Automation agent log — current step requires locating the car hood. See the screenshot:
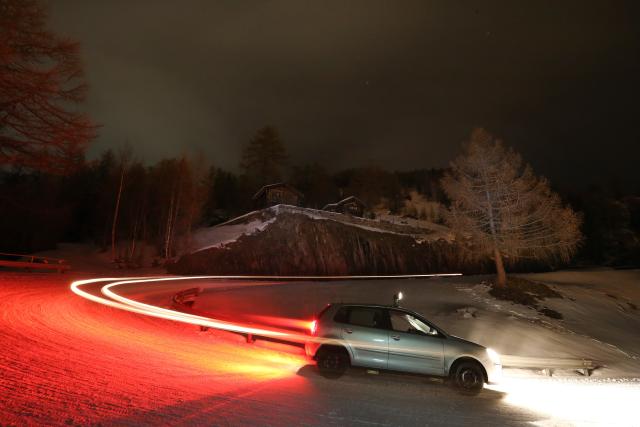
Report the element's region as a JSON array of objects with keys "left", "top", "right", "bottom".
[{"left": 446, "top": 335, "right": 485, "bottom": 351}]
